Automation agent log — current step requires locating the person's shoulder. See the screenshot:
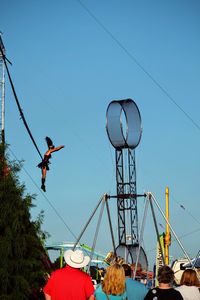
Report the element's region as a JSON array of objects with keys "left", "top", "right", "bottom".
[
  {"left": 47, "top": 268, "right": 64, "bottom": 280},
  {"left": 146, "top": 287, "right": 159, "bottom": 295},
  {"left": 126, "top": 278, "right": 141, "bottom": 284},
  {"left": 95, "top": 284, "right": 102, "bottom": 291},
  {"left": 126, "top": 279, "right": 148, "bottom": 289},
  {"left": 94, "top": 284, "right": 103, "bottom": 295},
  {"left": 149, "top": 287, "right": 159, "bottom": 293},
  {"left": 175, "top": 285, "right": 187, "bottom": 292},
  {"left": 75, "top": 268, "right": 92, "bottom": 279},
  {"left": 184, "top": 285, "right": 200, "bottom": 293},
  {"left": 121, "top": 290, "right": 127, "bottom": 299},
  {"left": 52, "top": 267, "right": 67, "bottom": 275},
  {"left": 173, "top": 288, "right": 183, "bottom": 293},
  {"left": 190, "top": 285, "right": 200, "bottom": 290},
  {"left": 79, "top": 269, "right": 90, "bottom": 275},
  {"left": 170, "top": 288, "right": 184, "bottom": 299},
  {"left": 144, "top": 287, "right": 159, "bottom": 299}
]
